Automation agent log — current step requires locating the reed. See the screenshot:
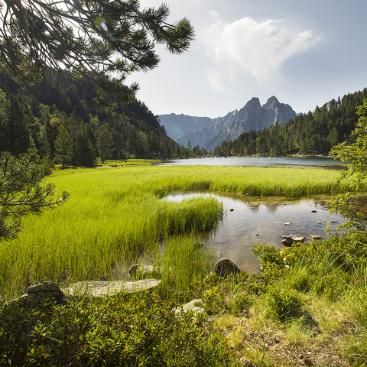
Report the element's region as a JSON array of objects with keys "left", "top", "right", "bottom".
[{"left": 0, "top": 165, "right": 362, "bottom": 300}]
